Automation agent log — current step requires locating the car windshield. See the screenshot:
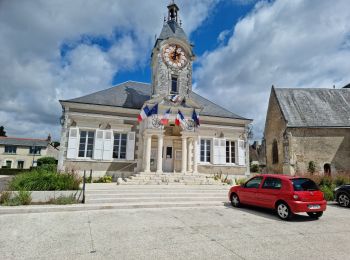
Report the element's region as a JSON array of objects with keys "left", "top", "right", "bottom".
[{"left": 291, "top": 178, "right": 319, "bottom": 191}]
